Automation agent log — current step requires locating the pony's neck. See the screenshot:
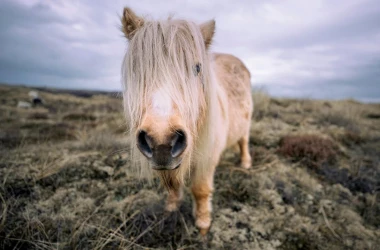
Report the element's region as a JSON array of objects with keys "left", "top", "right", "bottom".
[{"left": 192, "top": 54, "right": 227, "bottom": 168}]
